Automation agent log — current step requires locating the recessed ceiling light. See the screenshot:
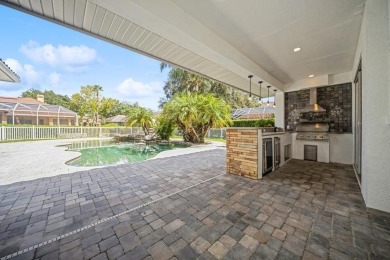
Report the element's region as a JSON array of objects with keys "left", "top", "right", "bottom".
[
  {"left": 308, "top": 75, "right": 314, "bottom": 78},
  {"left": 293, "top": 47, "right": 301, "bottom": 52}
]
